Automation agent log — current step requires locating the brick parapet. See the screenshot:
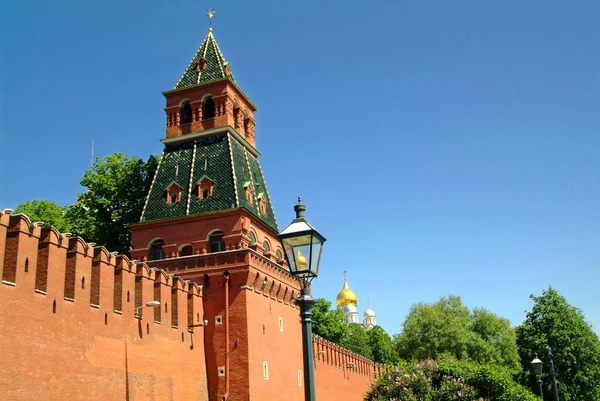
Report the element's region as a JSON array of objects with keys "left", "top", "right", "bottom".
[
  {"left": 0, "top": 212, "right": 204, "bottom": 335},
  {"left": 0, "top": 212, "right": 208, "bottom": 400}
]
